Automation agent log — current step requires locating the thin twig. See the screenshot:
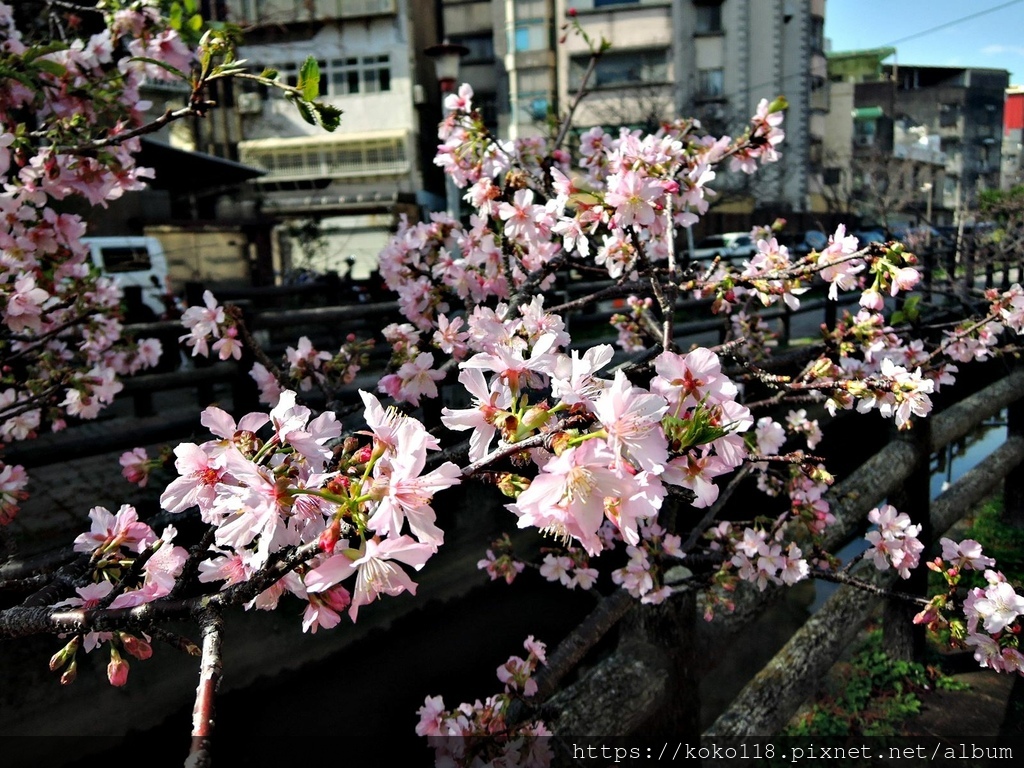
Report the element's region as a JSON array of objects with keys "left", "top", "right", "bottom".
[
  {"left": 682, "top": 465, "right": 752, "bottom": 554},
  {"left": 812, "top": 569, "right": 929, "bottom": 605}
]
